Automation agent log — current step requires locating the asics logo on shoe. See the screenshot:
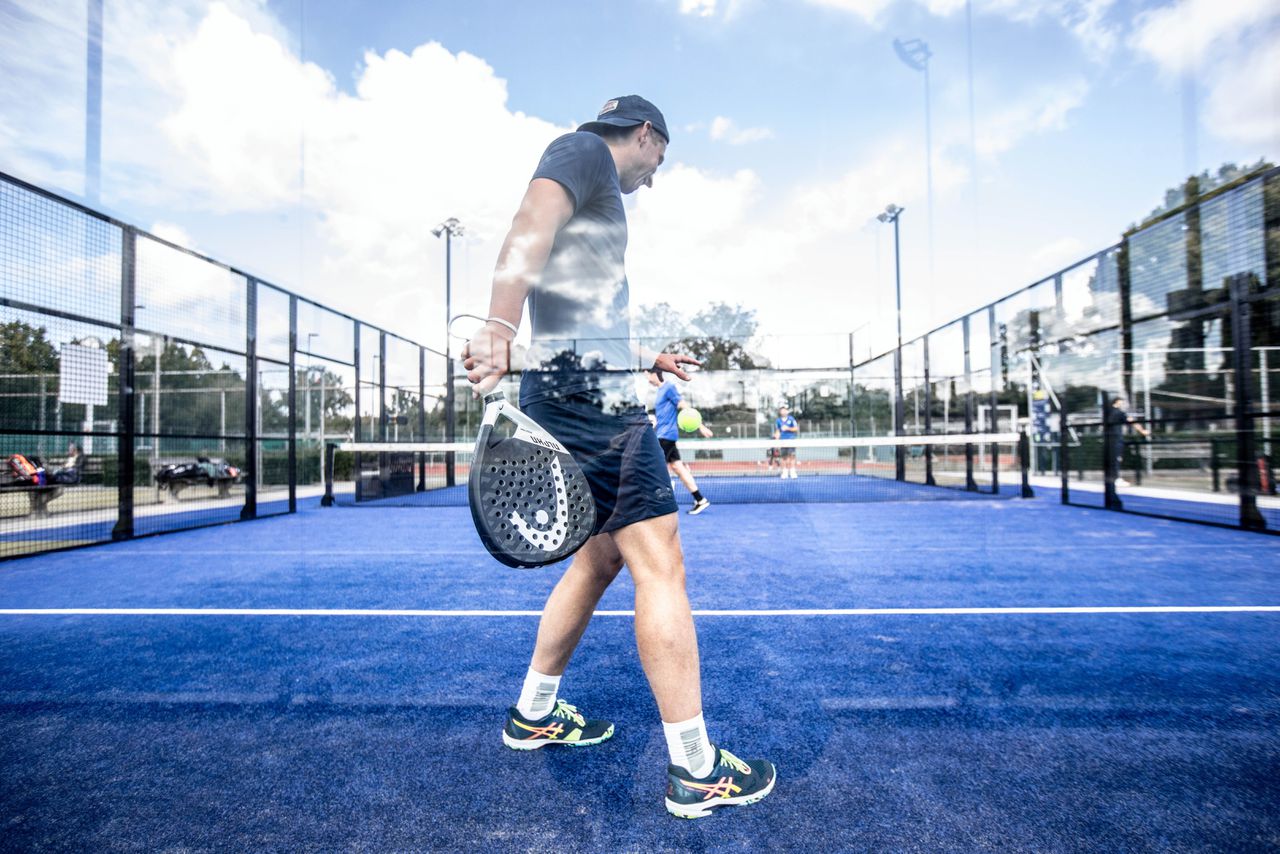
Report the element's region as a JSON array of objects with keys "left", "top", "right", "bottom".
[
  {"left": 512, "top": 719, "right": 566, "bottom": 740},
  {"left": 681, "top": 777, "right": 744, "bottom": 801}
]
